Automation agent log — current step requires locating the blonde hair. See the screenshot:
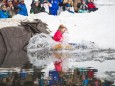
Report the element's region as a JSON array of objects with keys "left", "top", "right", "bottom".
[{"left": 58, "top": 24, "right": 67, "bottom": 31}]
